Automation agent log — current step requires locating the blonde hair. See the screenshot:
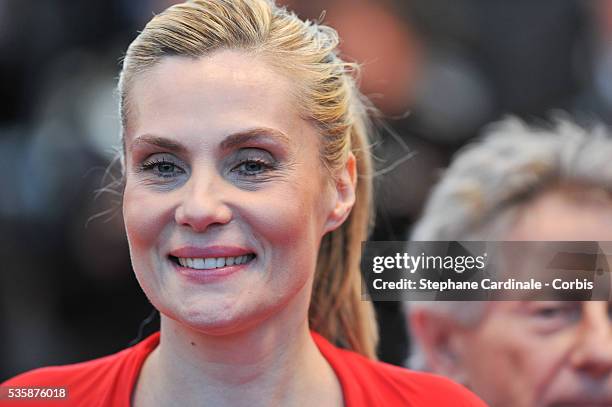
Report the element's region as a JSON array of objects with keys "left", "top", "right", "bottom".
[{"left": 118, "top": 0, "right": 377, "bottom": 358}]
